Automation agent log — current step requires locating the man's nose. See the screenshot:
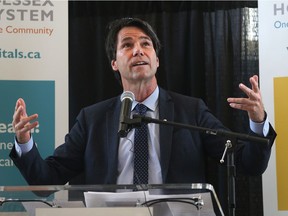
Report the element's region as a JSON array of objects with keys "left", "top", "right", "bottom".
[{"left": 133, "top": 45, "right": 144, "bottom": 56}]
